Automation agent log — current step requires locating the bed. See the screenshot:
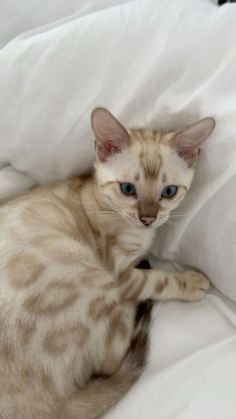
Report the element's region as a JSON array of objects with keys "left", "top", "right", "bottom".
[{"left": 0, "top": 1, "right": 236, "bottom": 418}]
